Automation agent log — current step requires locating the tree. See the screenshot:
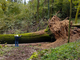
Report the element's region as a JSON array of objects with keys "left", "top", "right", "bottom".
[
  {"left": 75, "top": 3, "right": 80, "bottom": 24},
  {"left": 48, "top": 0, "right": 50, "bottom": 19},
  {"left": 68, "top": 0, "right": 72, "bottom": 43},
  {"left": 37, "top": 0, "right": 39, "bottom": 21}
]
